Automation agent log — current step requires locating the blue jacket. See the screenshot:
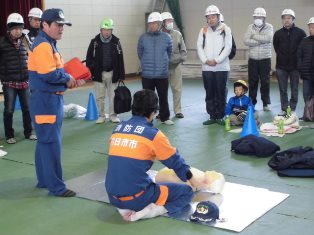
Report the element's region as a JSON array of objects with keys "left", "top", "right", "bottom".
[
  {"left": 105, "top": 116, "right": 190, "bottom": 197},
  {"left": 137, "top": 31, "right": 172, "bottom": 79},
  {"left": 225, "top": 95, "right": 254, "bottom": 116}
]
